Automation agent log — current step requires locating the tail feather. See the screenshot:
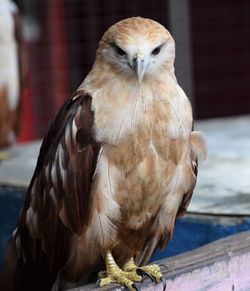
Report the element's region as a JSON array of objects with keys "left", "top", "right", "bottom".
[{"left": 0, "top": 239, "right": 18, "bottom": 291}]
